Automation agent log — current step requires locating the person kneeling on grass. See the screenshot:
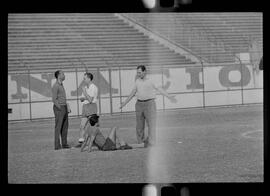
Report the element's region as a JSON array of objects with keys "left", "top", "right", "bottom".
[{"left": 81, "top": 114, "right": 132, "bottom": 152}]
